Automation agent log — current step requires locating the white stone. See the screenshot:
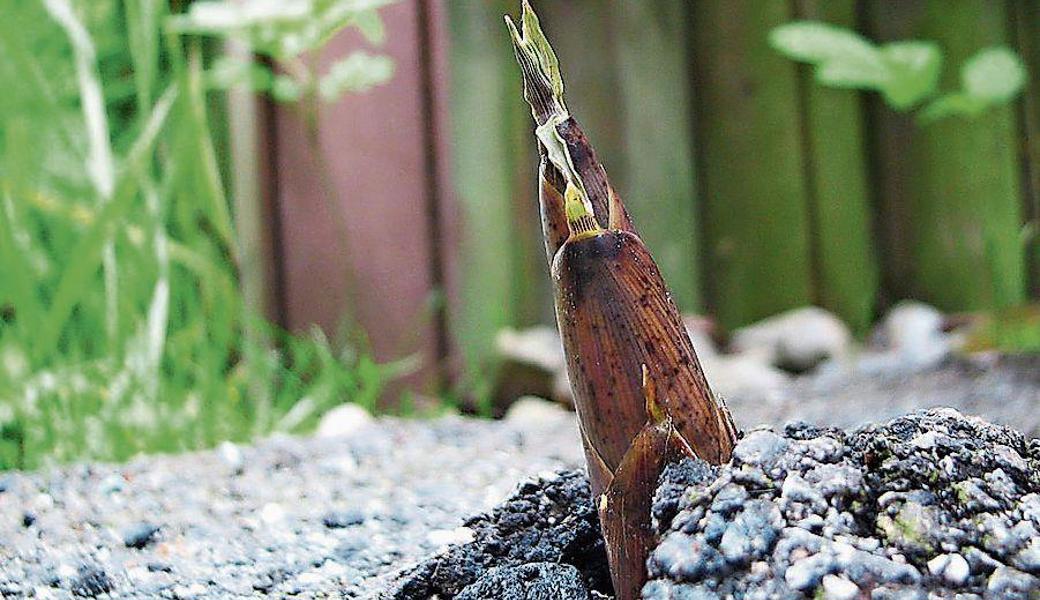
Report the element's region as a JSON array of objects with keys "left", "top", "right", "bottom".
[
  {"left": 495, "top": 326, "right": 565, "bottom": 372},
  {"left": 730, "top": 306, "right": 852, "bottom": 372},
  {"left": 504, "top": 396, "right": 568, "bottom": 425},
  {"left": 944, "top": 554, "right": 970, "bottom": 586},
  {"left": 426, "top": 526, "right": 475, "bottom": 548},
  {"left": 821, "top": 574, "right": 859, "bottom": 600},
  {"left": 173, "top": 583, "right": 207, "bottom": 599},
  {"left": 910, "top": 431, "right": 940, "bottom": 450},
  {"left": 217, "top": 441, "right": 244, "bottom": 473},
  {"left": 784, "top": 558, "right": 816, "bottom": 590},
  {"left": 260, "top": 502, "right": 286, "bottom": 524},
  {"left": 928, "top": 553, "right": 969, "bottom": 586},
  {"left": 700, "top": 353, "right": 790, "bottom": 398},
  {"left": 317, "top": 403, "right": 374, "bottom": 438},
  {"left": 881, "top": 301, "right": 950, "bottom": 368},
  {"left": 33, "top": 493, "right": 55, "bottom": 511}
]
